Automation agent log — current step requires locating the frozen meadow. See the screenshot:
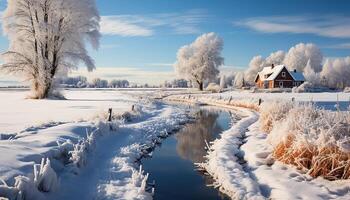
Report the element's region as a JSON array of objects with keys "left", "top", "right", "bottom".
[{"left": 0, "top": 88, "right": 350, "bottom": 199}]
